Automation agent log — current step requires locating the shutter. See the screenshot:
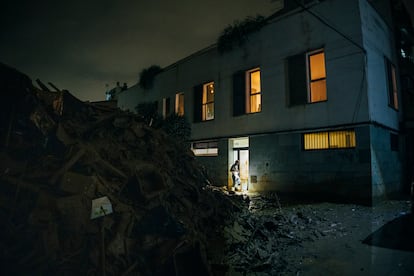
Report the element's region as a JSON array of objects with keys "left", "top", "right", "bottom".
[
  {"left": 233, "top": 70, "right": 246, "bottom": 116},
  {"left": 166, "top": 97, "right": 171, "bottom": 115},
  {"left": 385, "top": 59, "right": 394, "bottom": 105},
  {"left": 287, "top": 53, "right": 307, "bottom": 106},
  {"left": 193, "top": 84, "right": 203, "bottom": 122}
]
